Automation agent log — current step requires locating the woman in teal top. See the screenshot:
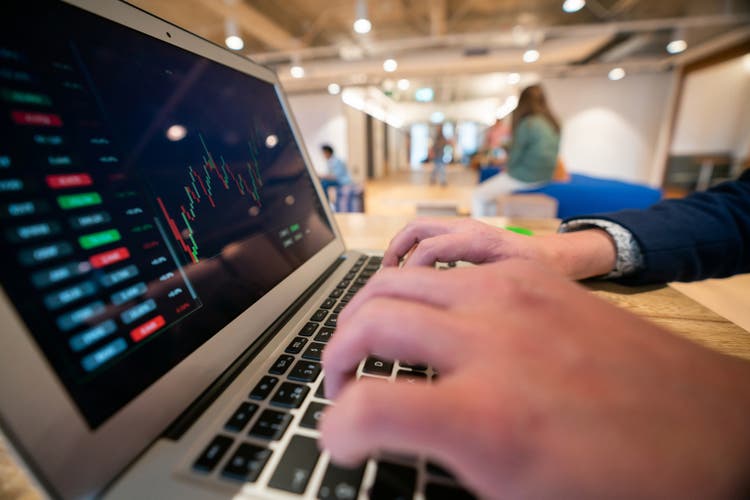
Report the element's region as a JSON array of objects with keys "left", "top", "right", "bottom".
[{"left": 472, "top": 85, "right": 561, "bottom": 216}]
